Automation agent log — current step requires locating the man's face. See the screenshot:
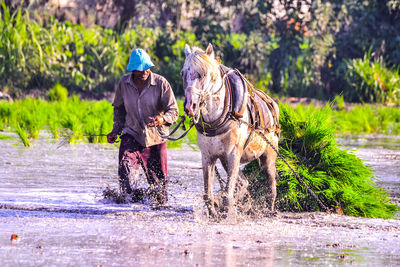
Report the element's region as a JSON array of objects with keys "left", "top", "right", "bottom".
[{"left": 132, "top": 69, "right": 151, "bottom": 81}]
